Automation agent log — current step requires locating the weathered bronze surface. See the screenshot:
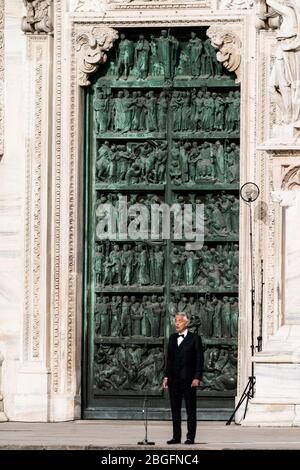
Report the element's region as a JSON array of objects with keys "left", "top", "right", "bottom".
[{"left": 83, "top": 27, "right": 240, "bottom": 418}]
